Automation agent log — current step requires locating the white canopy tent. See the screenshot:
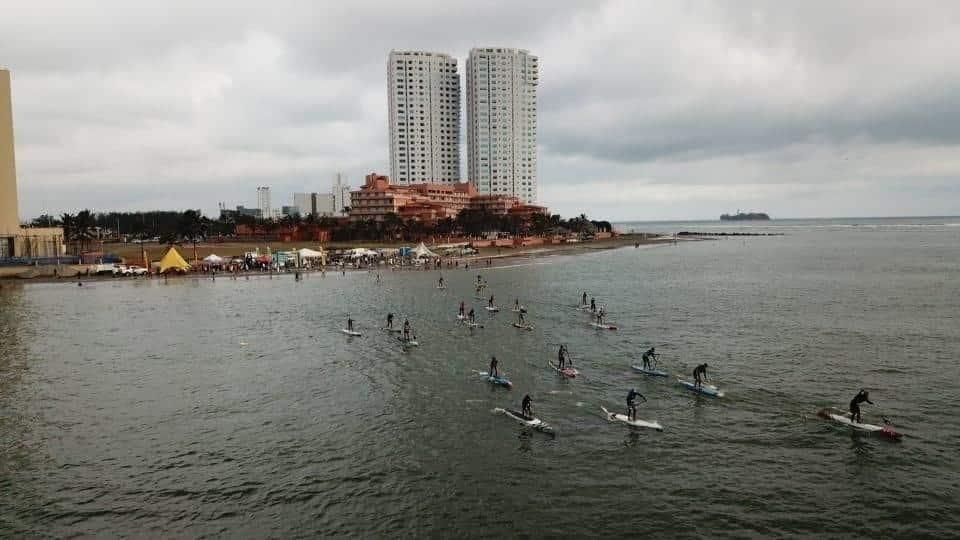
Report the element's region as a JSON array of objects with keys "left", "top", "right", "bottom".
[
  {"left": 412, "top": 242, "right": 438, "bottom": 258},
  {"left": 348, "top": 248, "right": 379, "bottom": 259},
  {"left": 297, "top": 248, "right": 325, "bottom": 258},
  {"left": 203, "top": 254, "right": 224, "bottom": 264}
]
